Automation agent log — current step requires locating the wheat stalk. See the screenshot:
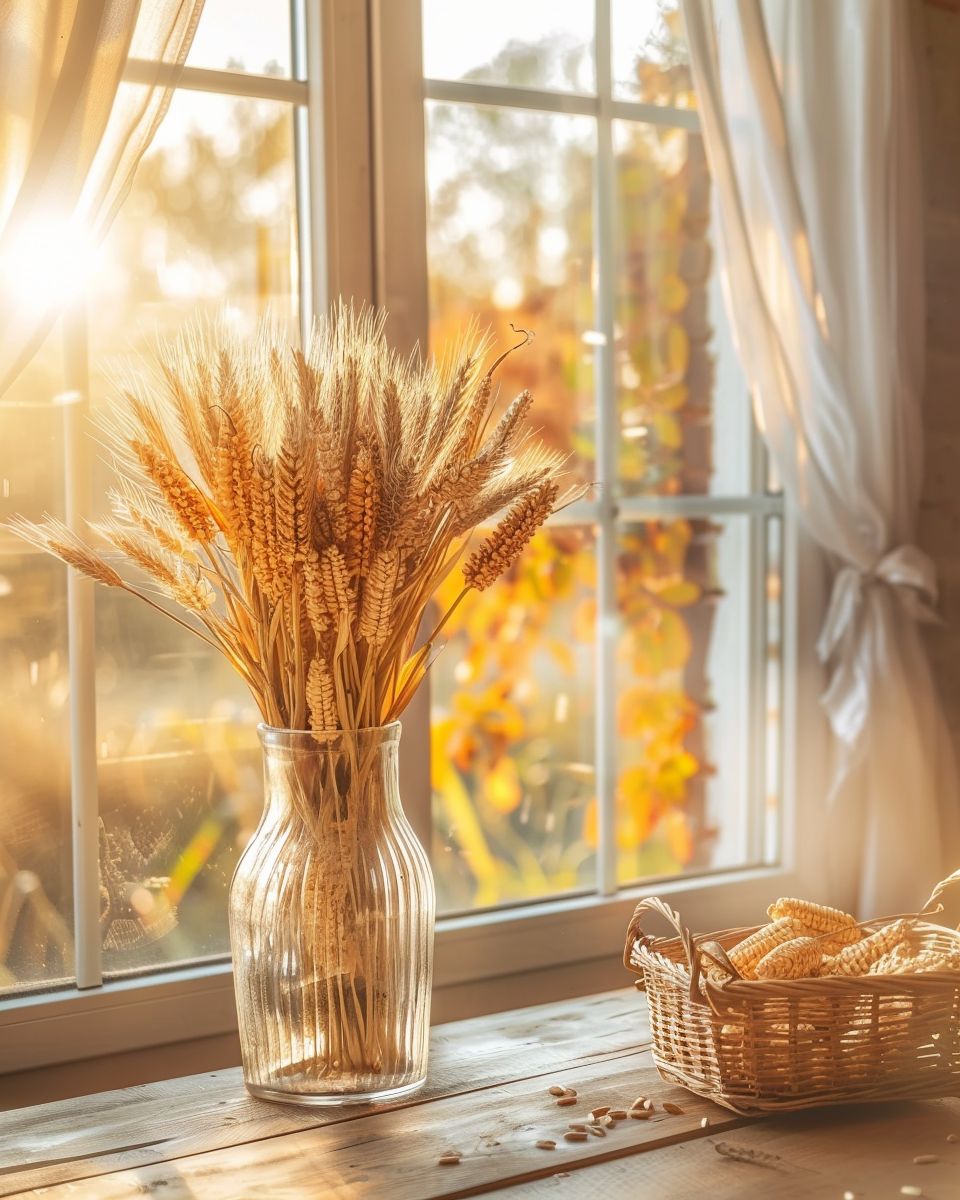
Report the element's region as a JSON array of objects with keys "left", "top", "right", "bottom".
[
  {"left": 9, "top": 516, "right": 124, "bottom": 589},
  {"left": 5, "top": 305, "right": 569, "bottom": 732}
]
